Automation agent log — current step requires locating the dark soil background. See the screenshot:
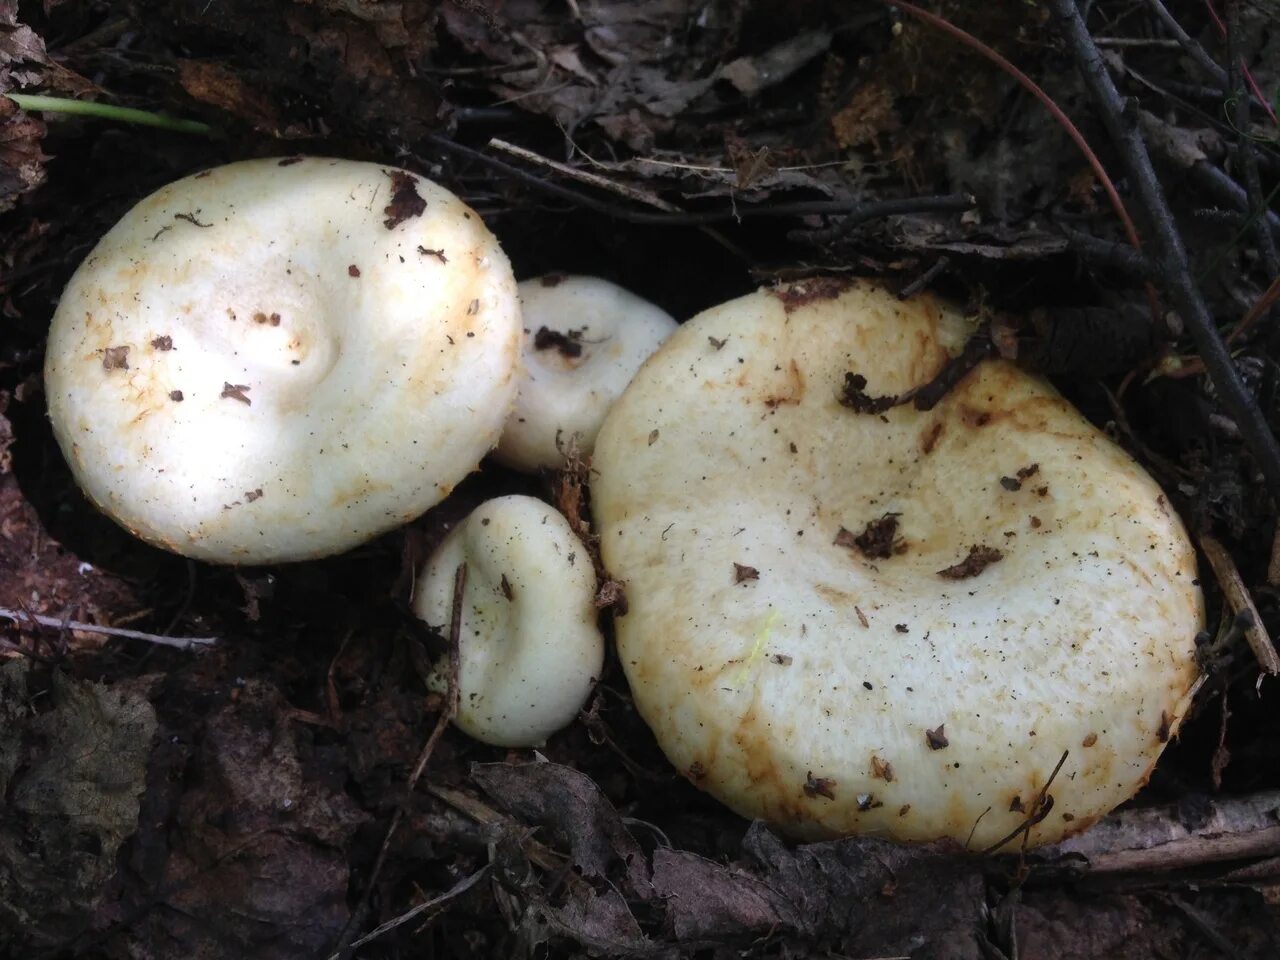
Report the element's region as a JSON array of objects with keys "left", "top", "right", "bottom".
[{"left": 2, "top": 1, "right": 1280, "bottom": 957}]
